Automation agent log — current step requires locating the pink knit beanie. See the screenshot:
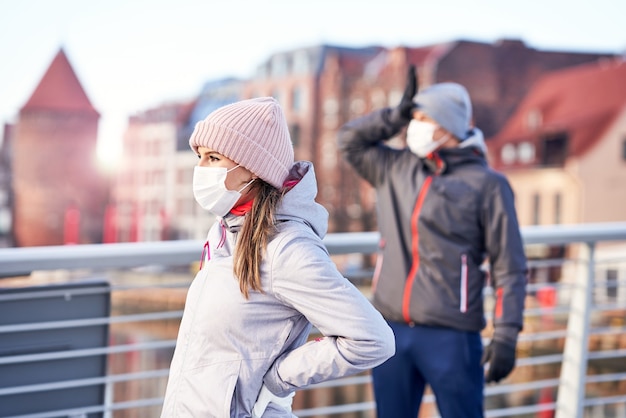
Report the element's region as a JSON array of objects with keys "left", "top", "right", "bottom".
[{"left": 189, "top": 97, "right": 294, "bottom": 189}]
